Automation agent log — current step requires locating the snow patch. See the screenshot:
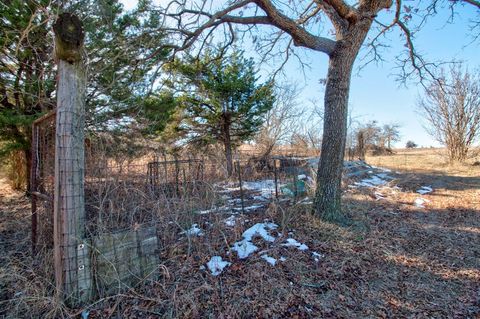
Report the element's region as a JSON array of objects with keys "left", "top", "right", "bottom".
[
  {"left": 242, "top": 180, "right": 277, "bottom": 198},
  {"left": 224, "top": 215, "right": 236, "bottom": 227},
  {"left": 282, "top": 238, "right": 309, "bottom": 251},
  {"left": 417, "top": 186, "right": 433, "bottom": 195},
  {"left": 299, "top": 197, "right": 313, "bottom": 205},
  {"left": 261, "top": 254, "right": 277, "bottom": 266},
  {"left": 414, "top": 197, "right": 429, "bottom": 208},
  {"left": 207, "top": 256, "right": 231, "bottom": 276},
  {"left": 232, "top": 240, "right": 258, "bottom": 259},
  {"left": 371, "top": 165, "right": 392, "bottom": 172},
  {"left": 227, "top": 198, "right": 242, "bottom": 205},
  {"left": 354, "top": 174, "right": 389, "bottom": 187},
  {"left": 312, "top": 251, "right": 324, "bottom": 262},
  {"left": 233, "top": 204, "right": 264, "bottom": 212},
  {"left": 197, "top": 205, "right": 231, "bottom": 214},
  {"left": 243, "top": 223, "right": 278, "bottom": 242},
  {"left": 374, "top": 191, "right": 385, "bottom": 201},
  {"left": 231, "top": 222, "right": 278, "bottom": 259},
  {"left": 181, "top": 224, "right": 203, "bottom": 236}
]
